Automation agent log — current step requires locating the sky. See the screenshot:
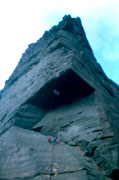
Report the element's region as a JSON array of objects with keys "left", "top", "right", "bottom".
[{"left": 0, "top": 0, "right": 119, "bottom": 90}]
